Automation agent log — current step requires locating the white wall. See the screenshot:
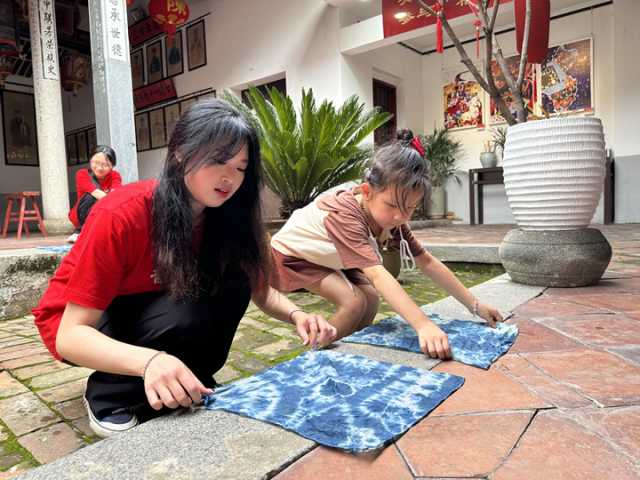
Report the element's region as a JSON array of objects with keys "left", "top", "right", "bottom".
[{"left": 420, "top": 4, "right": 639, "bottom": 224}]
